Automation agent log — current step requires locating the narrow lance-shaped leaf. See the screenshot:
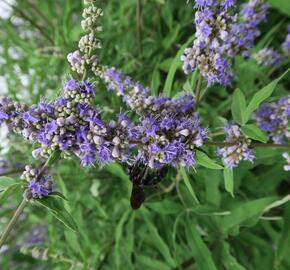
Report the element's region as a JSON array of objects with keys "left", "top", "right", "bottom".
[
  {"left": 185, "top": 217, "right": 218, "bottom": 270},
  {"left": 223, "top": 168, "right": 234, "bottom": 197},
  {"left": 241, "top": 124, "right": 268, "bottom": 143},
  {"left": 35, "top": 196, "right": 78, "bottom": 232},
  {"left": 221, "top": 196, "right": 277, "bottom": 233},
  {"left": 196, "top": 150, "right": 223, "bottom": 170},
  {"left": 180, "top": 167, "right": 200, "bottom": 204},
  {"left": 244, "top": 68, "right": 290, "bottom": 122},
  {"left": 232, "top": 88, "right": 247, "bottom": 125},
  {"left": 164, "top": 34, "right": 195, "bottom": 96},
  {"left": 0, "top": 176, "right": 17, "bottom": 190}
]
